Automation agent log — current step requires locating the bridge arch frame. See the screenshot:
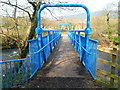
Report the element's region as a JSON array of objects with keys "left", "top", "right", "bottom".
[
  {"left": 35, "top": 4, "right": 97, "bottom": 80},
  {"left": 35, "top": 4, "right": 92, "bottom": 34},
  {"left": 58, "top": 24, "right": 72, "bottom": 31}
]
